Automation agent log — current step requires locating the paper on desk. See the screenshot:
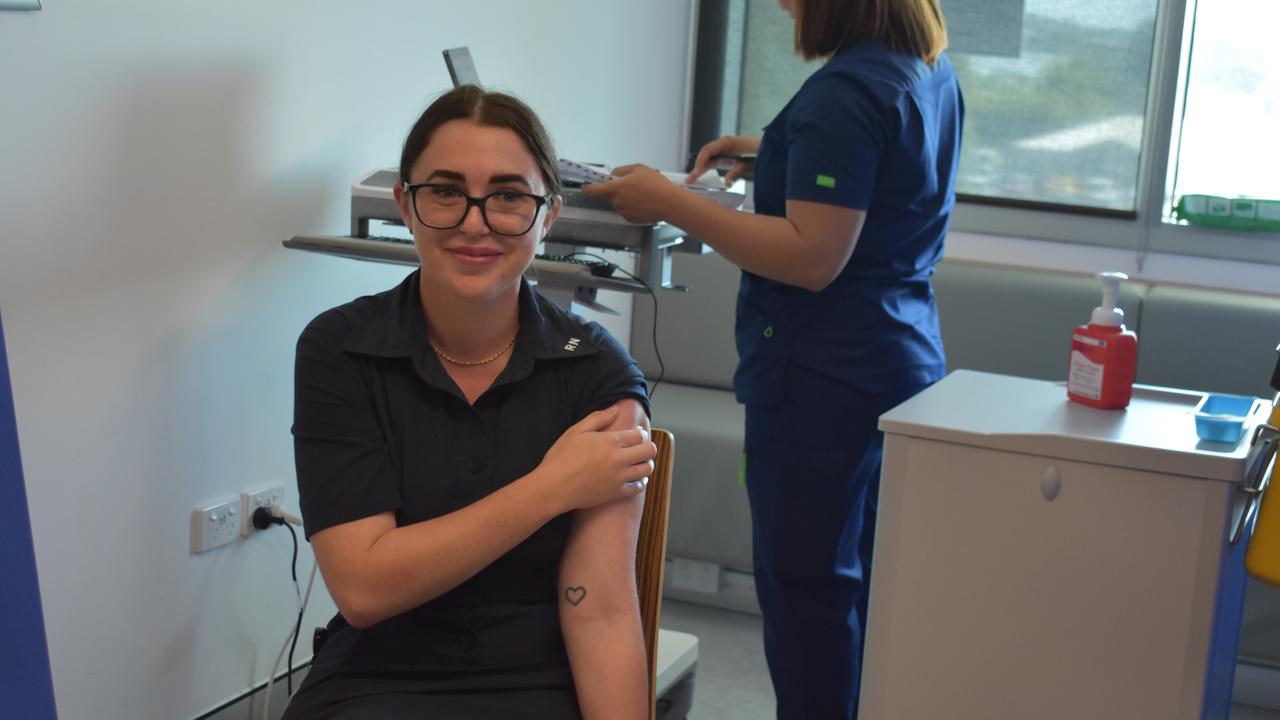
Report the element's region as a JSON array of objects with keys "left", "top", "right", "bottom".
[
  {"left": 661, "top": 168, "right": 723, "bottom": 189},
  {"left": 559, "top": 159, "right": 745, "bottom": 208},
  {"left": 669, "top": 170, "right": 747, "bottom": 207}
]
